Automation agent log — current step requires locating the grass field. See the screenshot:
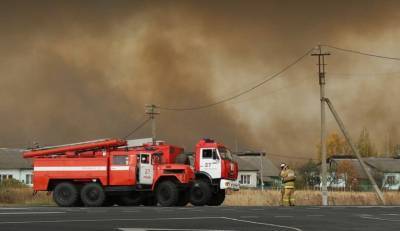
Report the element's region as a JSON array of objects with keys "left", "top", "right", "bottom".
[
  {"left": 224, "top": 189, "right": 400, "bottom": 206},
  {"left": 1, "top": 183, "right": 399, "bottom": 206},
  {"left": 0, "top": 187, "right": 53, "bottom": 206},
  {"left": 0, "top": 180, "right": 53, "bottom": 206}
]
